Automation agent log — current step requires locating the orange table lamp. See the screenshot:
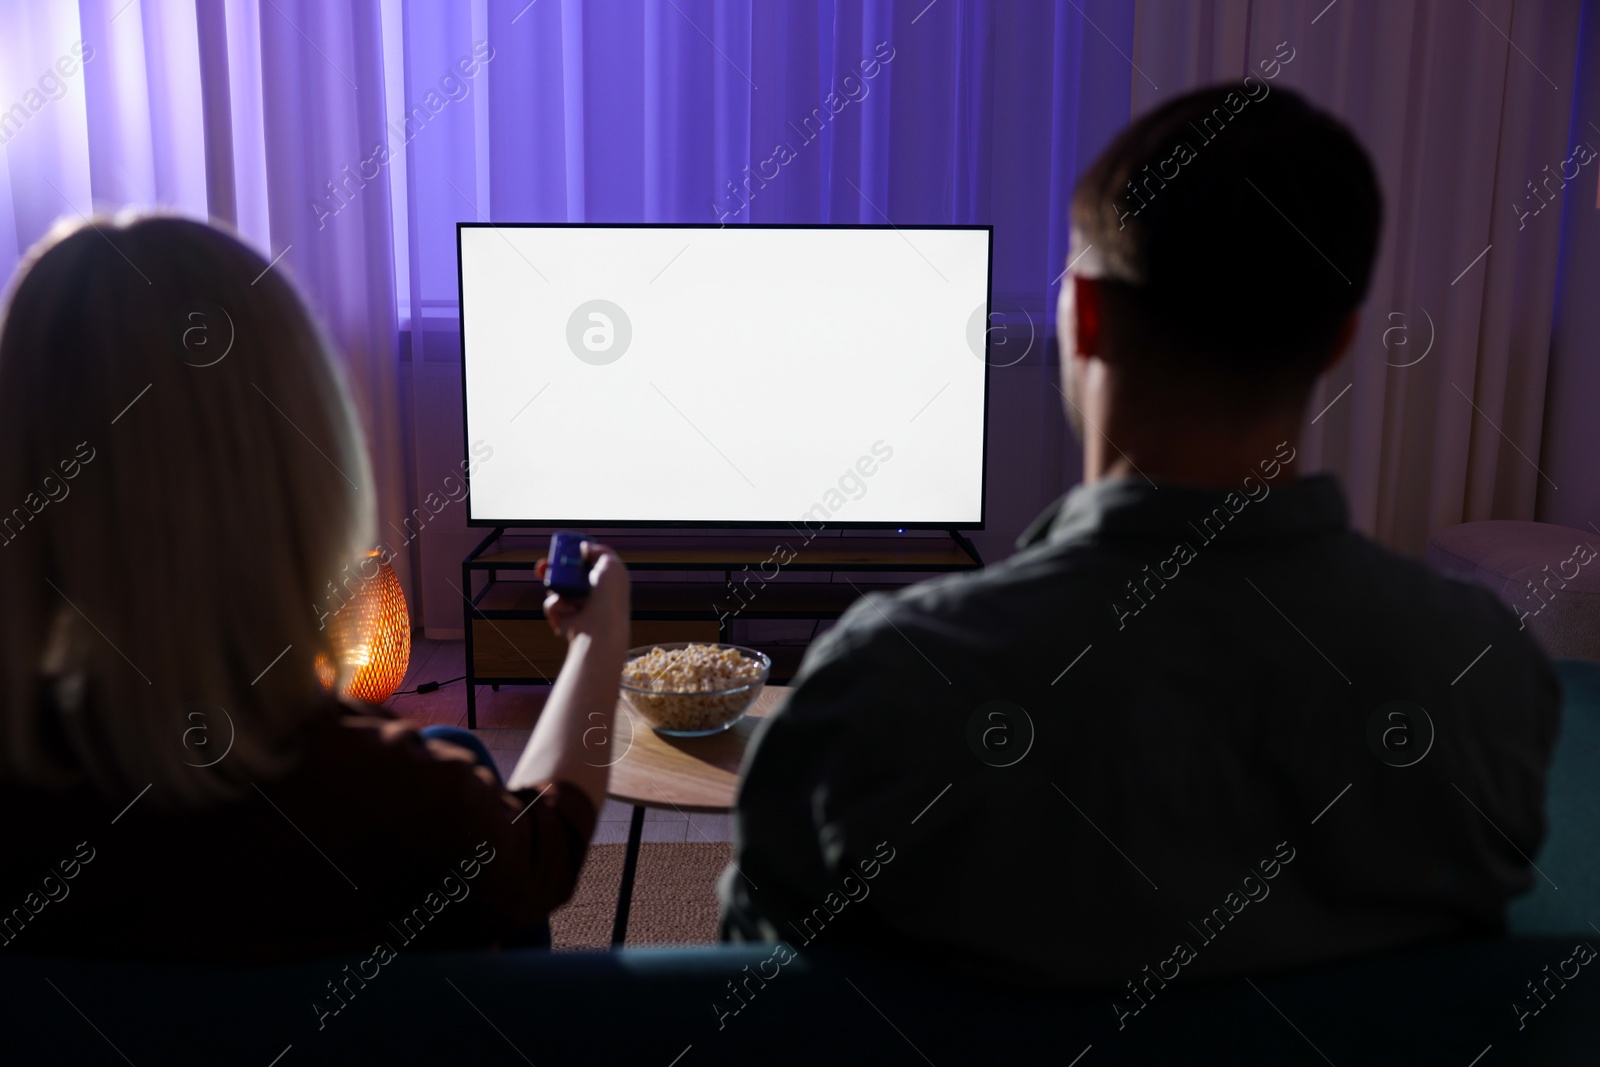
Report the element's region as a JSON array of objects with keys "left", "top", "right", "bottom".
[{"left": 318, "top": 552, "right": 412, "bottom": 704}]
